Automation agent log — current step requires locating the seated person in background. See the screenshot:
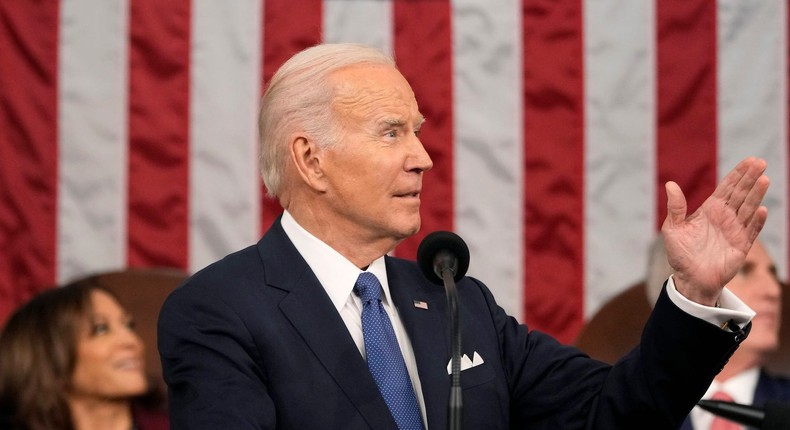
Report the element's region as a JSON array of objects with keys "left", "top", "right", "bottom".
[
  {"left": 0, "top": 277, "right": 169, "bottom": 430},
  {"left": 677, "top": 239, "right": 790, "bottom": 430},
  {"left": 576, "top": 236, "right": 790, "bottom": 430},
  {"left": 574, "top": 236, "right": 674, "bottom": 363}
]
